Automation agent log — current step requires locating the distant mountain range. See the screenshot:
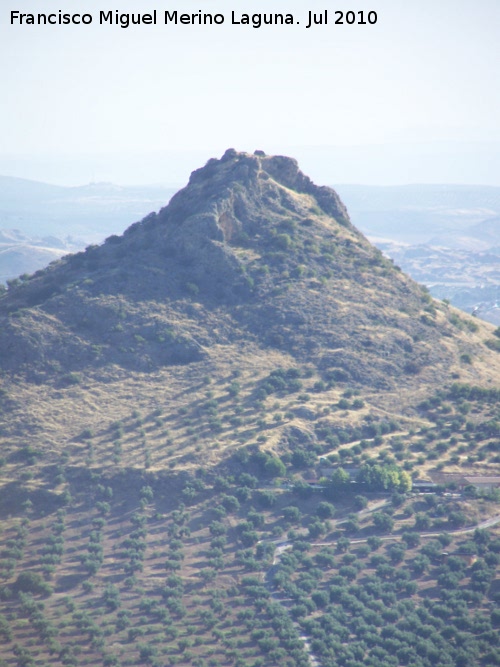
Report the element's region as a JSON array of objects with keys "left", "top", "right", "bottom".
[
  {"left": 334, "top": 183, "right": 500, "bottom": 244},
  {"left": 0, "top": 175, "right": 176, "bottom": 241}
]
